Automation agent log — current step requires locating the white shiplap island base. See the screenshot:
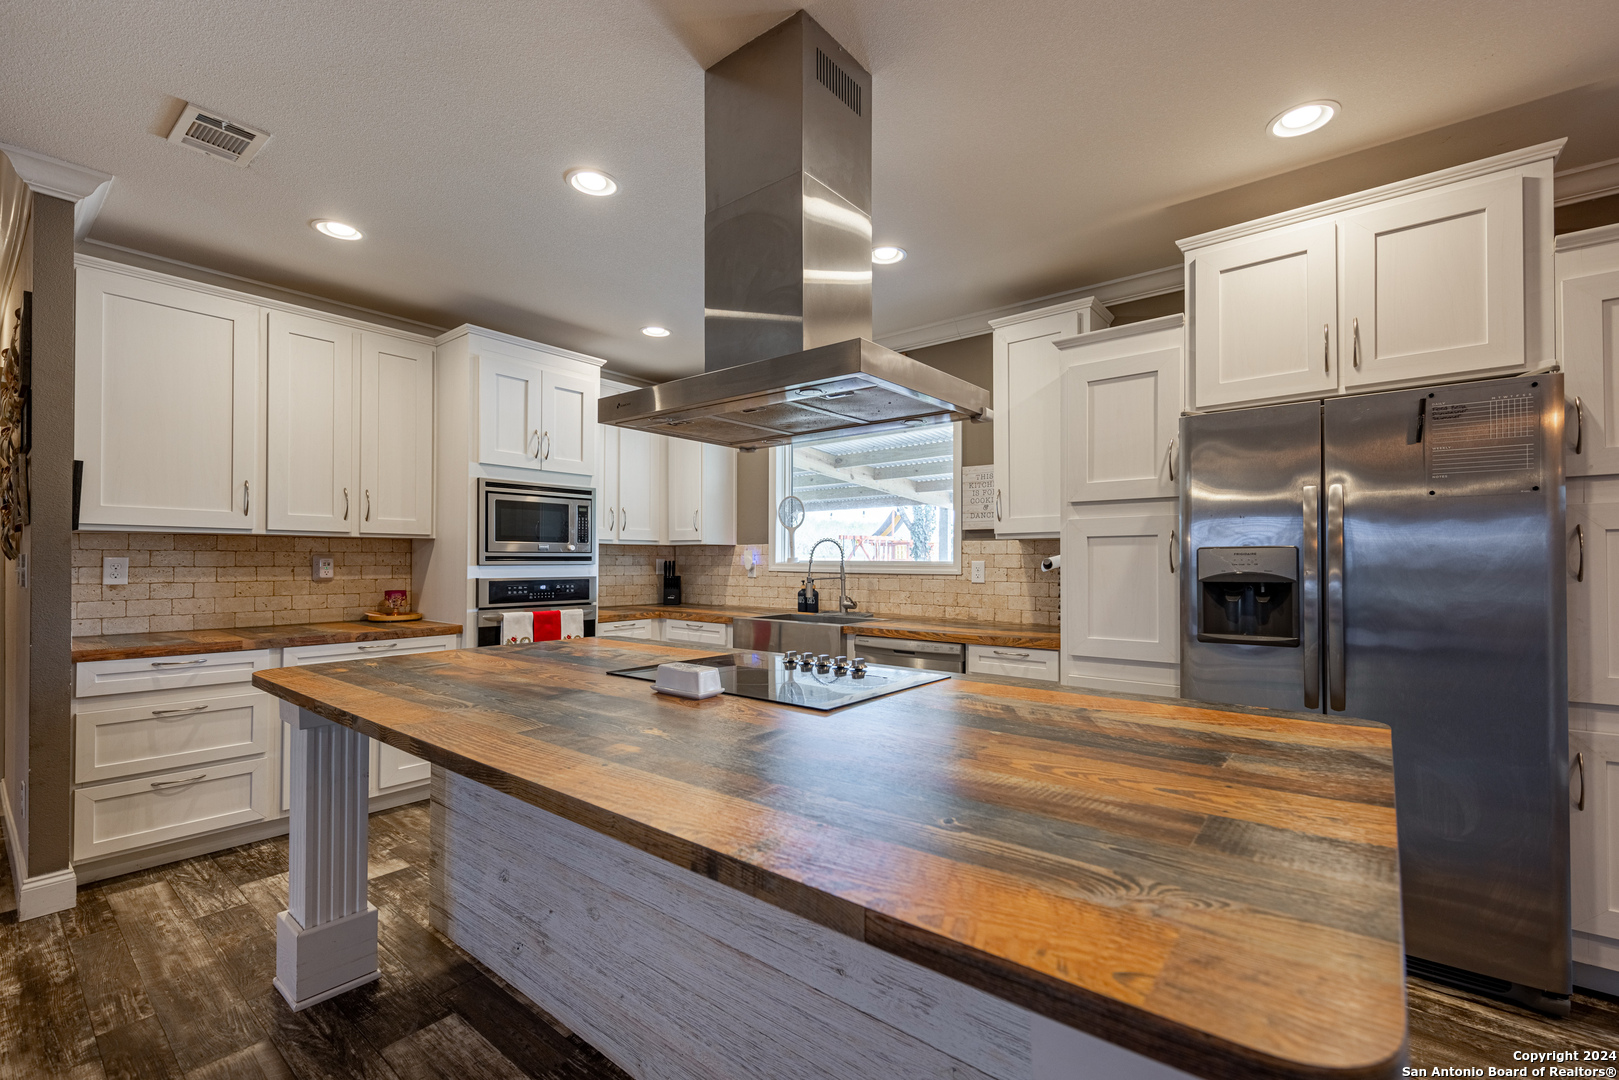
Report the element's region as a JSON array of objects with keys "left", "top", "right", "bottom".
[{"left": 429, "top": 771, "right": 1194, "bottom": 1080}]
